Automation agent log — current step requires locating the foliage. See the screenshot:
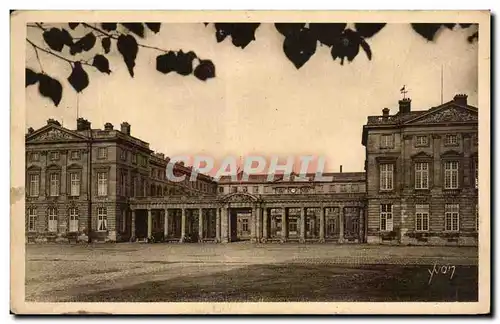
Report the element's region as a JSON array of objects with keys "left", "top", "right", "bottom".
[{"left": 26, "top": 22, "right": 478, "bottom": 107}]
